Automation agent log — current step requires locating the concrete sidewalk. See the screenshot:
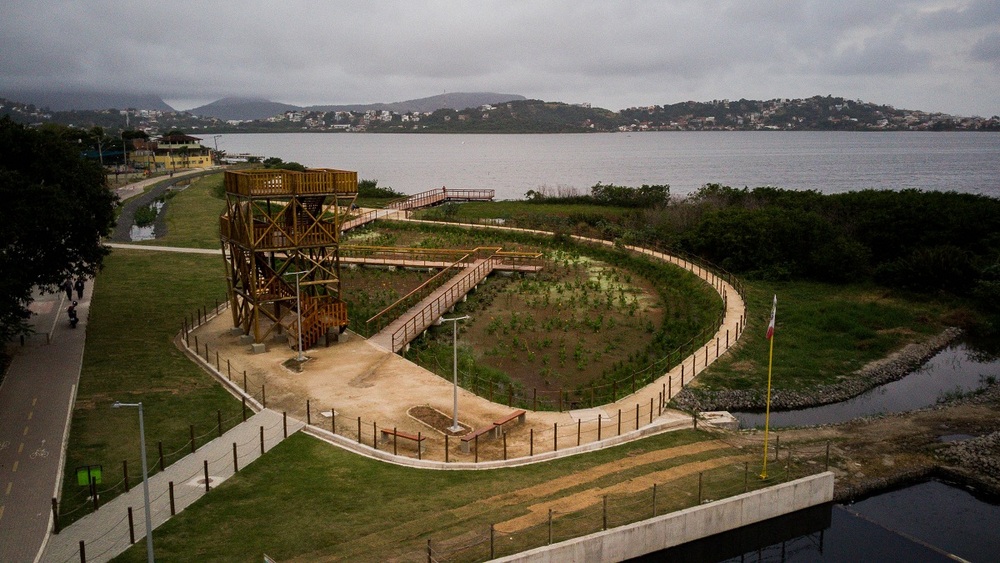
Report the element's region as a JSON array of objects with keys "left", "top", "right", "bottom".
[{"left": 41, "top": 409, "right": 302, "bottom": 563}]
